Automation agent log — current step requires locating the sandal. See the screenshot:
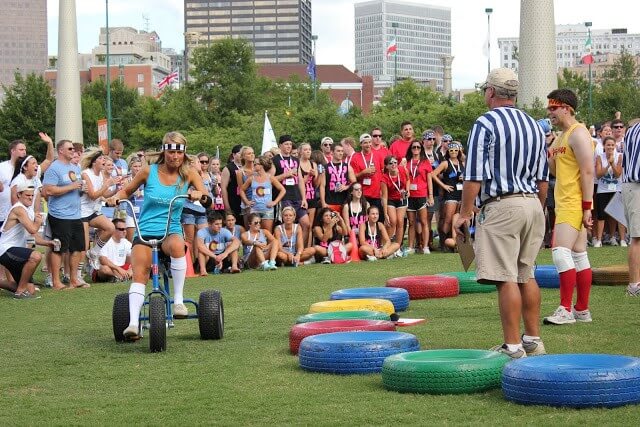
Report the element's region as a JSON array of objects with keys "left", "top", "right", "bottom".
[{"left": 13, "top": 291, "right": 41, "bottom": 300}]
